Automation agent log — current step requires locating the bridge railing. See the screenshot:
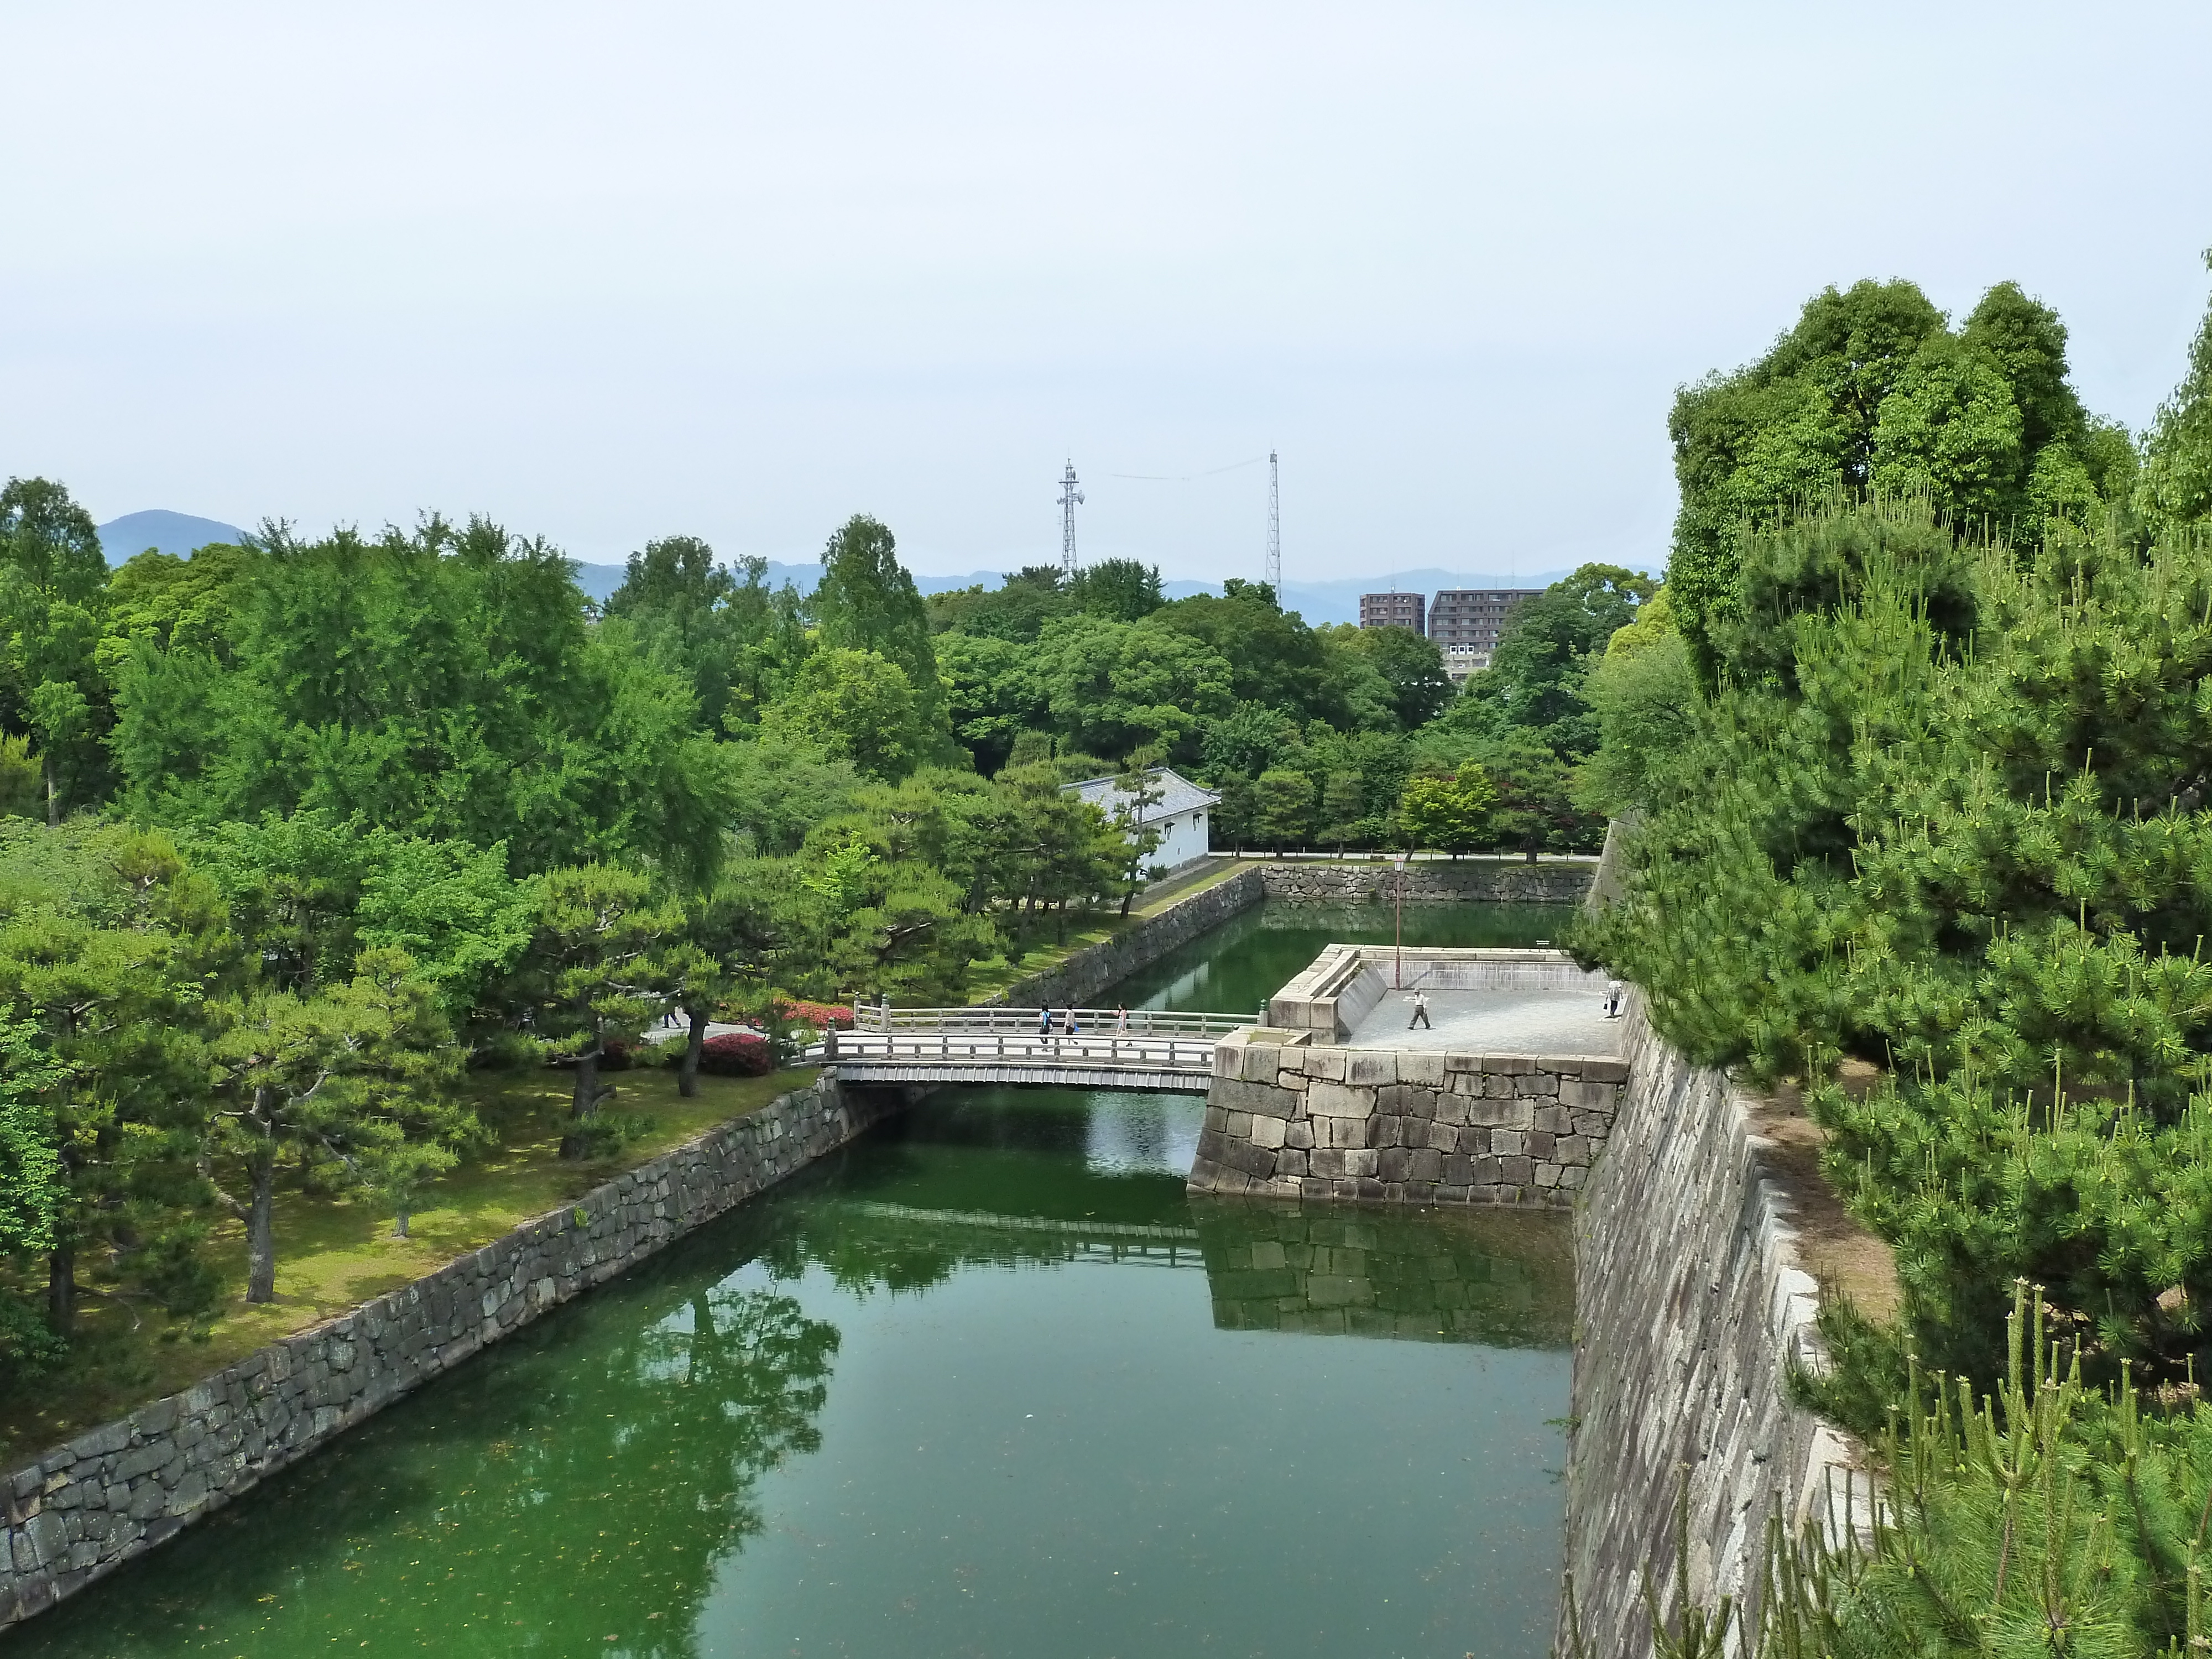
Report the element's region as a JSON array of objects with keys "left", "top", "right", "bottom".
[
  {"left": 828, "top": 1029, "right": 1222, "bottom": 1071},
  {"left": 848, "top": 1005, "right": 1248, "bottom": 1039}
]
